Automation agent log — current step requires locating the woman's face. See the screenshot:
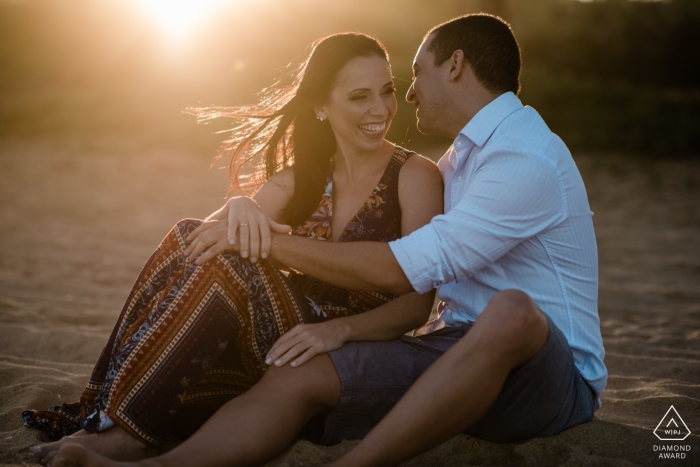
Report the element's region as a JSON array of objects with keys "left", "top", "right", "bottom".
[{"left": 318, "top": 55, "right": 397, "bottom": 155}]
